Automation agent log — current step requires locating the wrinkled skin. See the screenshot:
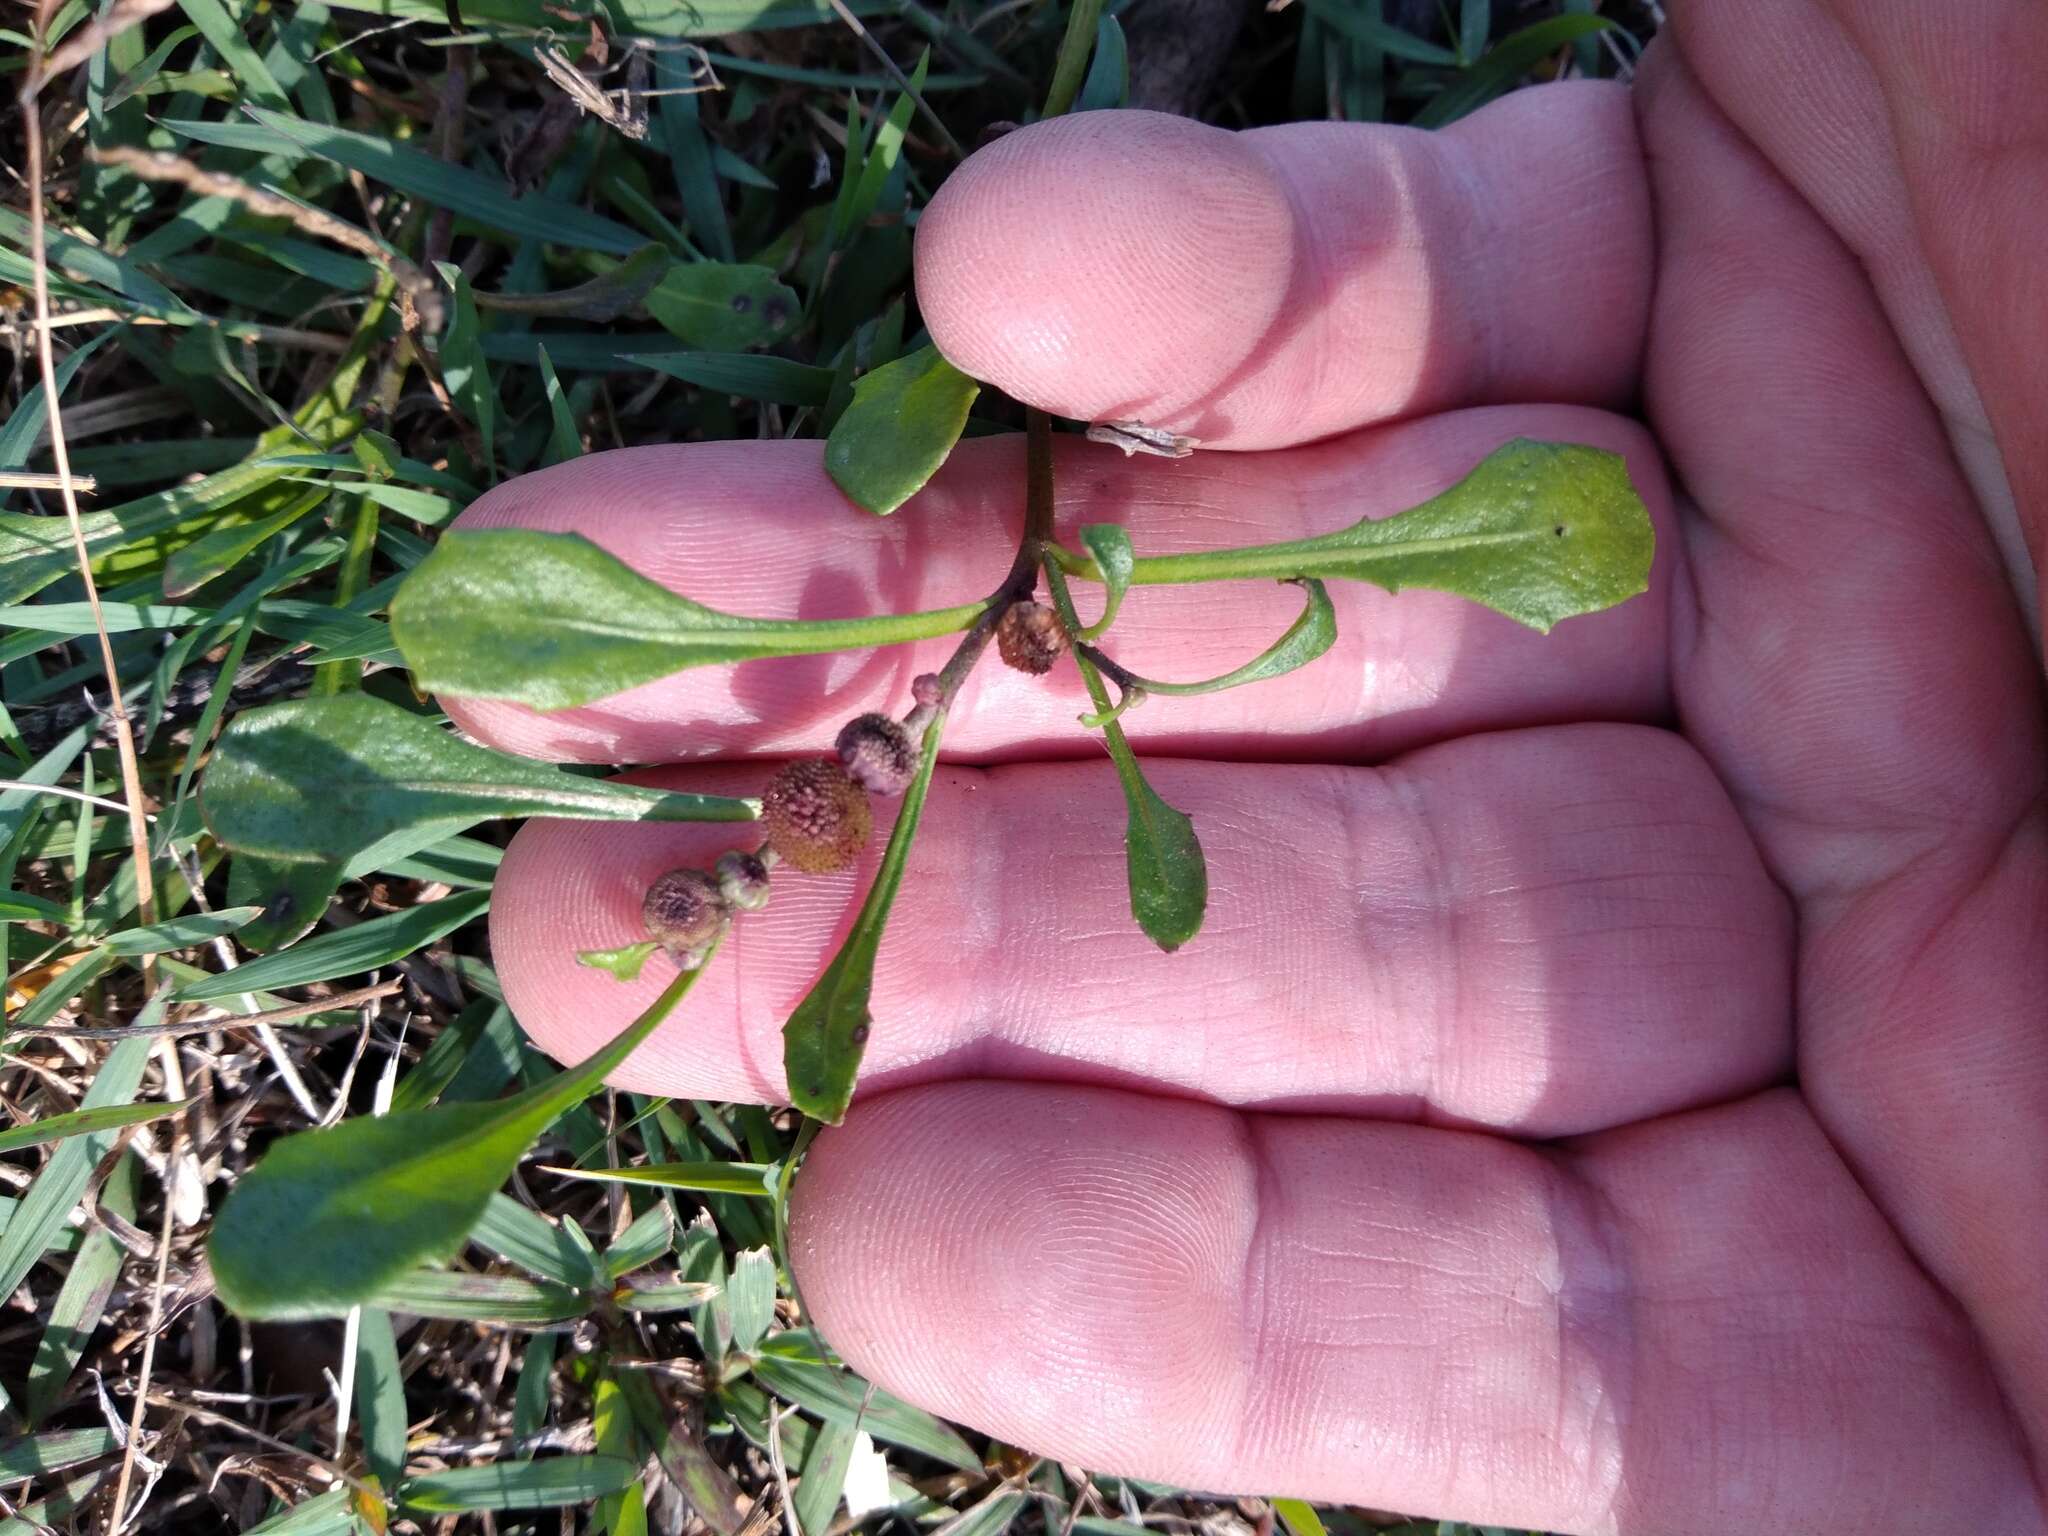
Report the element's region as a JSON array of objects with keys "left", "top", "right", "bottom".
[{"left": 446, "top": 4, "right": 2047, "bottom": 1529}]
